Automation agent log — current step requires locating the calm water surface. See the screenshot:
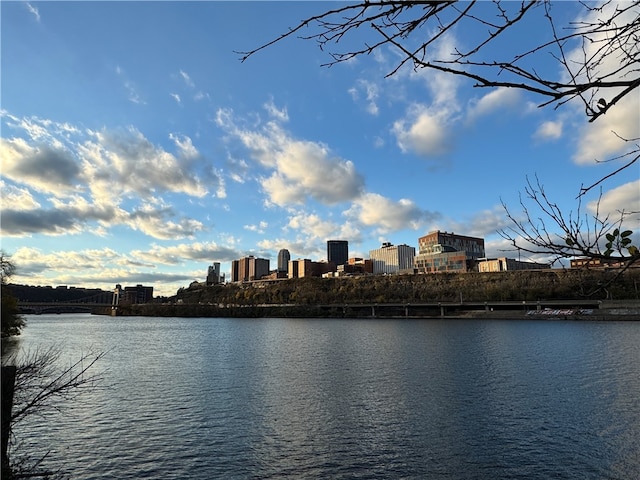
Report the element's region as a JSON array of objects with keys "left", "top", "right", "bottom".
[{"left": 8, "top": 314, "right": 640, "bottom": 479}]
